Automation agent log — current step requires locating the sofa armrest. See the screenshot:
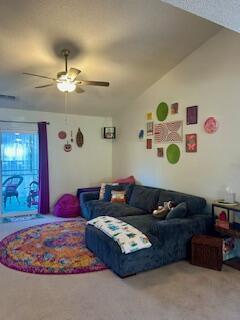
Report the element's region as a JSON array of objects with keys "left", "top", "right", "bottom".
[
  {"left": 80, "top": 191, "right": 100, "bottom": 220},
  {"left": 80, "top": 191, "right": 99, "bottom": 204},
  {"left": 150, "top": 215, "right": 213, "bottom": 245}
]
